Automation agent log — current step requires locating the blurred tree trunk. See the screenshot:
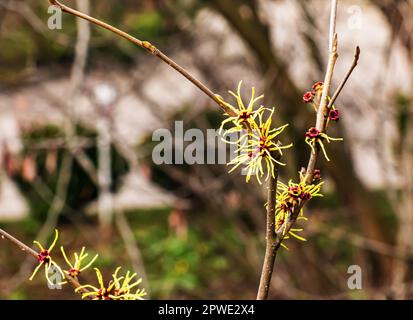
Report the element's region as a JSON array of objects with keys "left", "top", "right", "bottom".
[
  {"left": 372, "top": 0, "right": 413, "bottom": 60},
  {"left": 371, "top": 0, "right": 413, "bottom": 292},
  {"left": 326, "top": 135, "right": 394, "bottom": 287}
]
